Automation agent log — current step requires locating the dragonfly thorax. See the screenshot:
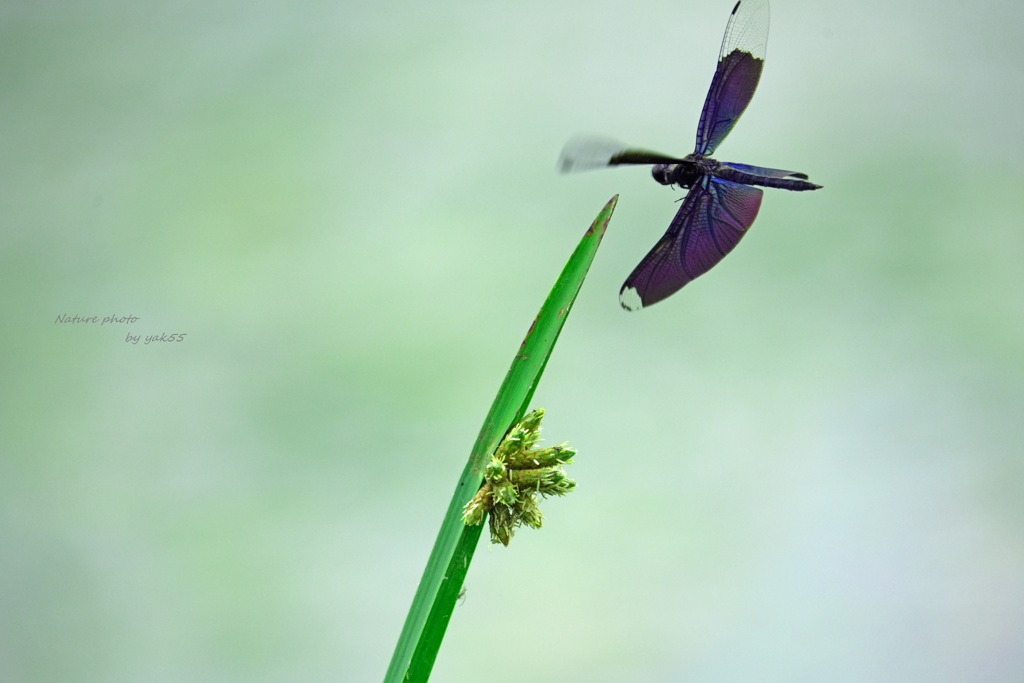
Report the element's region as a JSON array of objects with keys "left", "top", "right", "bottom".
[{"left": 651, "top": 156, "right": 706, "bottom": 188}]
